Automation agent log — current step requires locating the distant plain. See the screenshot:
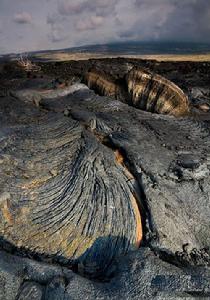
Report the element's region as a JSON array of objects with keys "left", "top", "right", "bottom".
[
  {"left": 30, "top": 42, "right": 210, "bottom": 62},
  {"left": 34, "top": 51, "right": 210, "bottom": 62}
]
